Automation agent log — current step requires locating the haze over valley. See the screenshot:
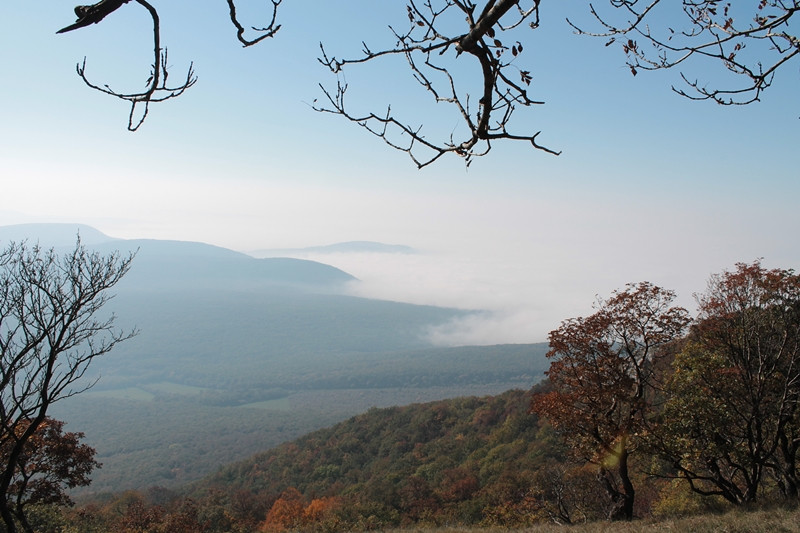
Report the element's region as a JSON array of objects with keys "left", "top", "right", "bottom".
[{"left": 0, "top": 224, "right": 548, "bottom": 492}]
